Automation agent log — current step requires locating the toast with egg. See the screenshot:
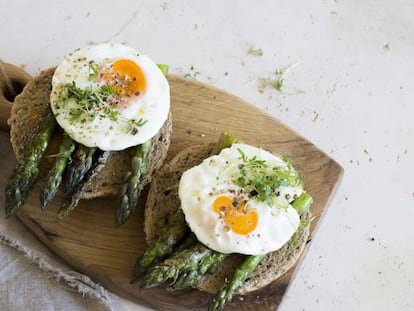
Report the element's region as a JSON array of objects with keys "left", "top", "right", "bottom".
[
  {"left": 144, "top": 143, "right": 311, "bottom": 295},
  {"left": 8, "top": 67, "right": 172, "bottom": 199}
]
